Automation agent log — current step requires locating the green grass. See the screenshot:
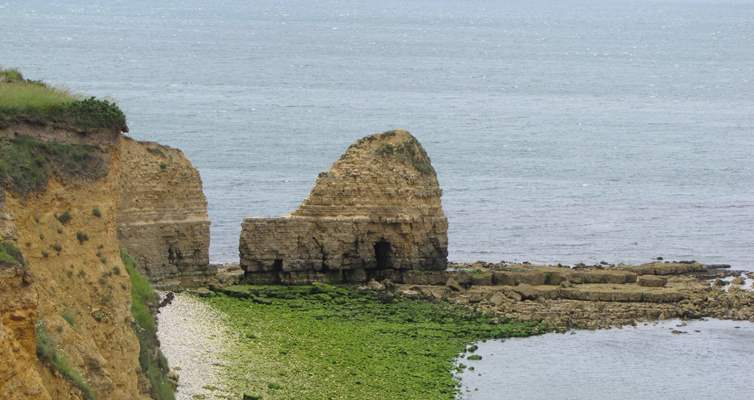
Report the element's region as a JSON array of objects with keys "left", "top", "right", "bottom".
[
  {"left": 0, "top": 68, "right": 127, "bottom": 132},
  {"left": 204, "top": 284, "right": 545, "bottom": 400},
  {"left": 0, "top": 136, "right": 107, "bottom": 194},
  {"left": 122, "top": 250, "right": 175, "bottom": 400},
  {"left": 0, "top": 68, "right": 24, "bottom": 83},
  {"left": 36, "top": 321, "right": 95, "bottom": 400},
  {"left": 0, "top": 241, "right": 25, "bottom": 267},
  {"left": 0, "top": 79, "right": 75, "bottom": 108}
]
